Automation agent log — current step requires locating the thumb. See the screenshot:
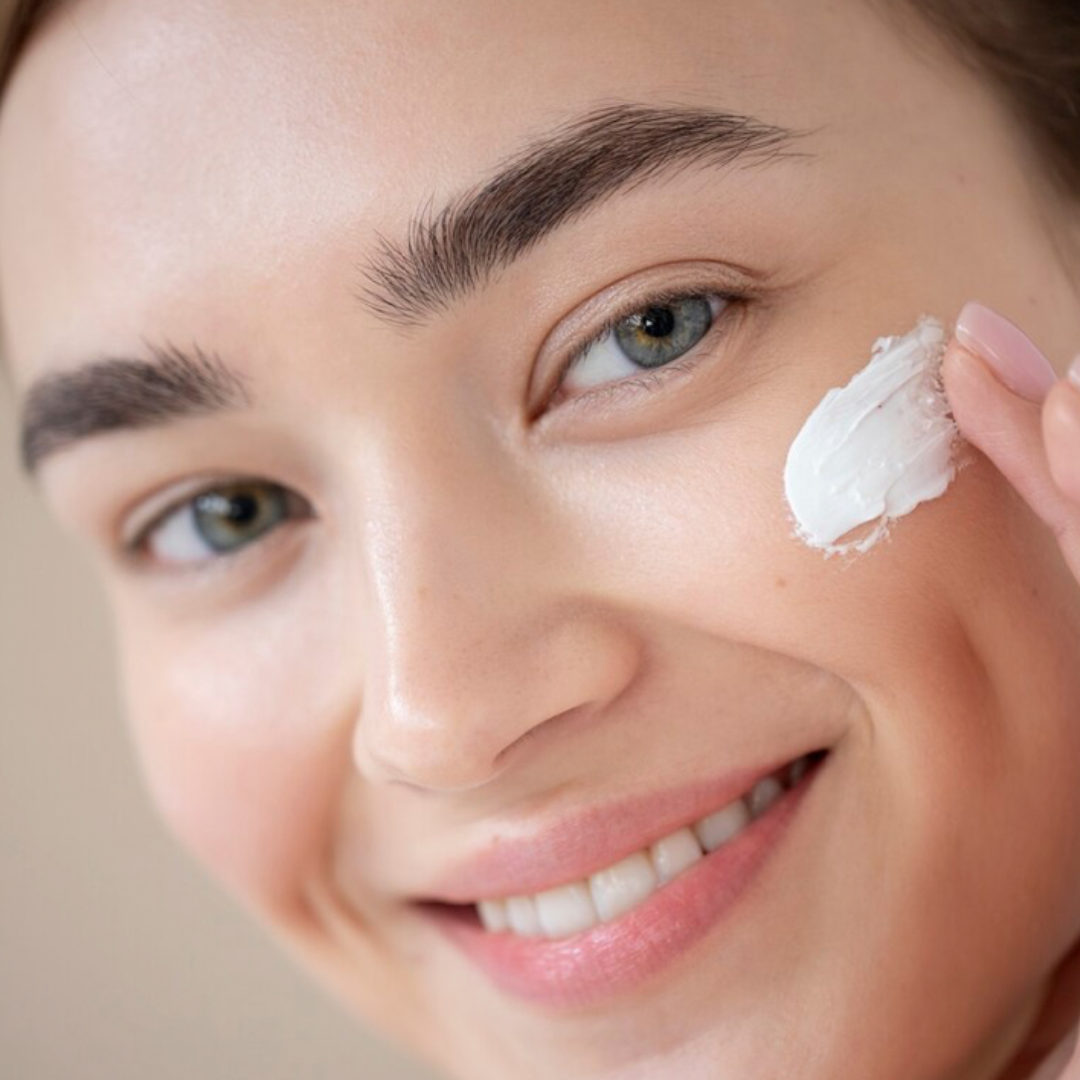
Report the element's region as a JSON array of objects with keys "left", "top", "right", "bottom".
[{"left": 942, "top": 301, "right": 1080, "bottom": 582}]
